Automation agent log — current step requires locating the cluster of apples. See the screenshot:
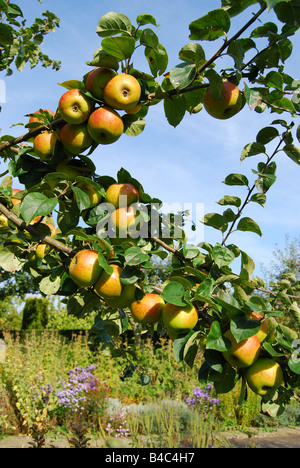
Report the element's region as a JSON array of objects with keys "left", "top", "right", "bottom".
[
  {"left": 222, "top": 313, "right": 284, "bottom": 397},
  {"left": 31, "top": 68, "right": 142, "bottom": 162}
]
